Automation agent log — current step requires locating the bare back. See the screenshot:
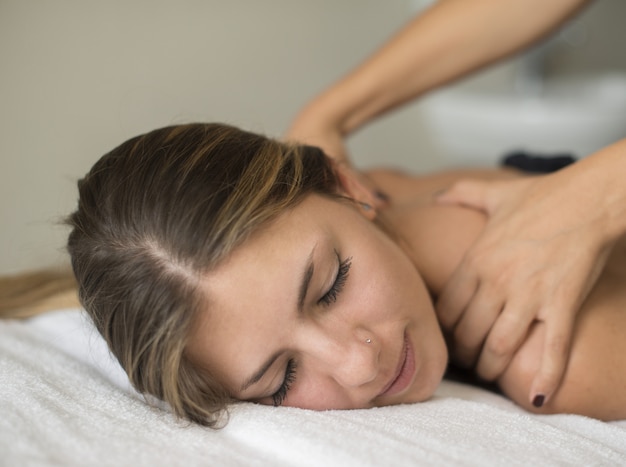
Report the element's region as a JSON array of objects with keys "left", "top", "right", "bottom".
[{"left": 366, "top": 167, "right": 626, "bottom": 420}]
